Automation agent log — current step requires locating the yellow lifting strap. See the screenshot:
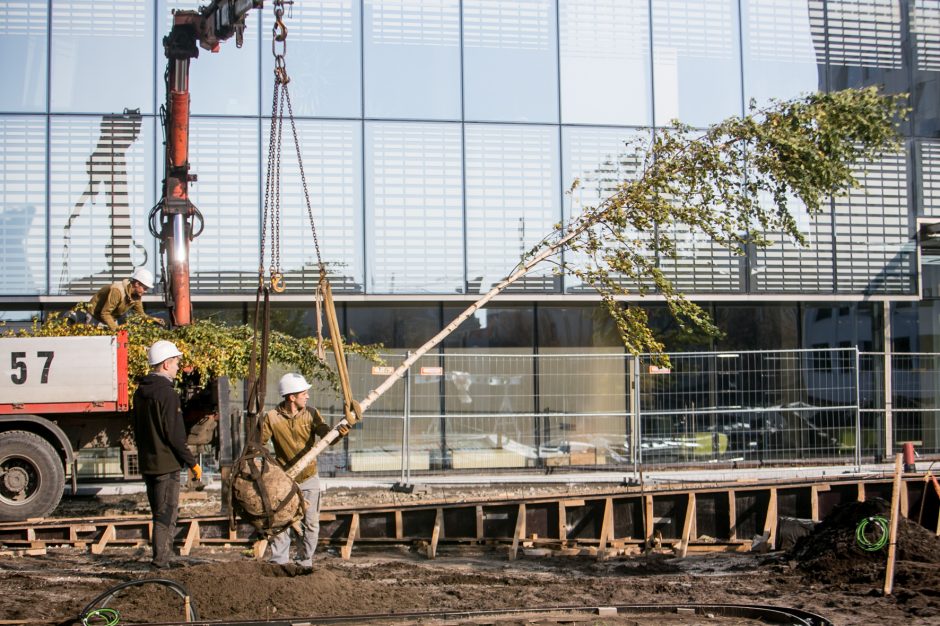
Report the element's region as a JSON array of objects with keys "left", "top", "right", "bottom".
[{"left": 318, "top": 270, "right": 361, "bottom": 426}]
